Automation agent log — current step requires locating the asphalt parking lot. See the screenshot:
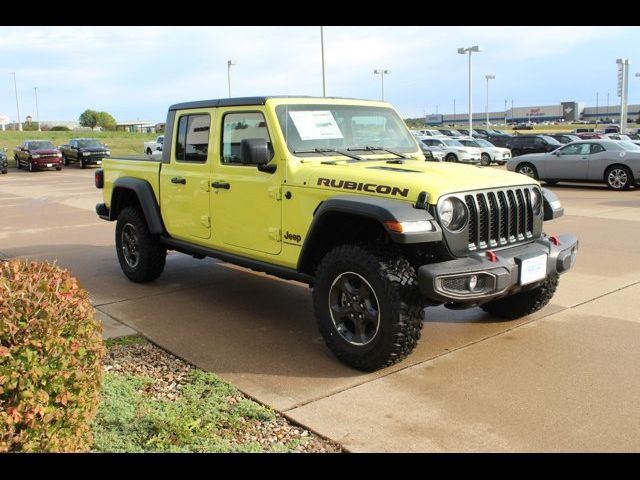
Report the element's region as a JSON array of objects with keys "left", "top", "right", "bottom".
[{"left": 2, "top": 166, "right": 639, "bottom": 452}]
